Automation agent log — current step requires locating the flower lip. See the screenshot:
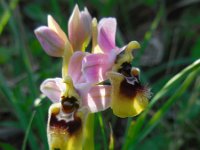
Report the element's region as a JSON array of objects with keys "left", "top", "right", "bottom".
[
  {"left": 120, "top": 77, "right": 142, "bottom": 99},
  {"left": 107, "top": 71, "right": 149, "bottom": 118},
  {"left": 49, "top": 108, "right": 82, "bottom": 136},
  {"left": 118, "top": 65, "right": 147, "bottom": 99},
  {"left": 61, "top": 96, "right": 79, "bottom": 113}
]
